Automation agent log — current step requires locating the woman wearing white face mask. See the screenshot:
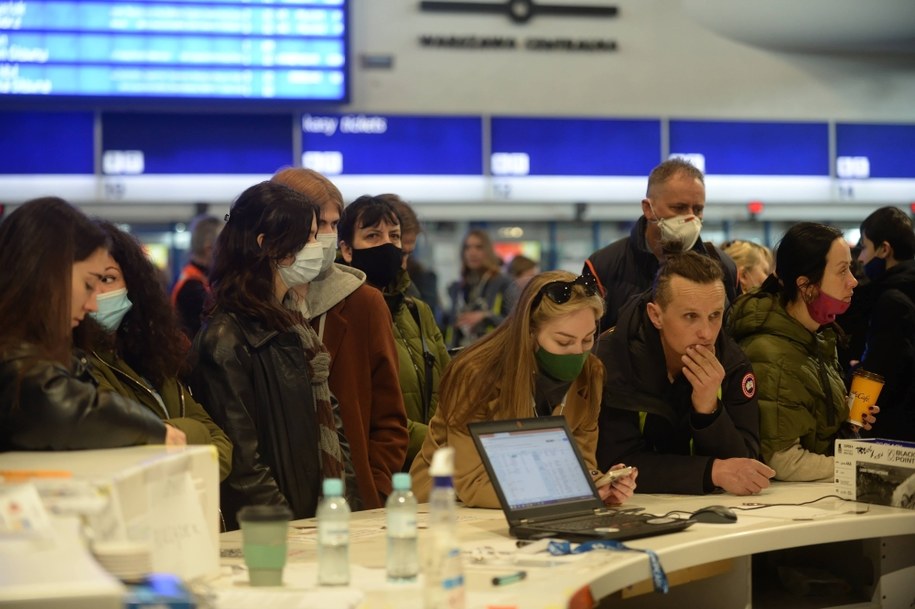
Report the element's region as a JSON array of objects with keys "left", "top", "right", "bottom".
[
  {"left": 270, "top": 168, "right": 409, "bottom": 511},
  {"left": 188, "top": 181, "right": 354, "bottom": 530},
  {"left": 75, "top": 221, "right": 232, "bottom": 480}
]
